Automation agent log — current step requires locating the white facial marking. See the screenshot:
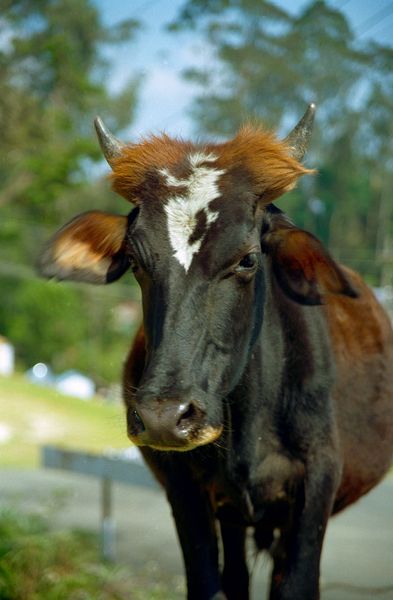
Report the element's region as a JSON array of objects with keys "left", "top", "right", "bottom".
[{"left": 161, "top": 152, "right": 225, "bottom": 272}]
